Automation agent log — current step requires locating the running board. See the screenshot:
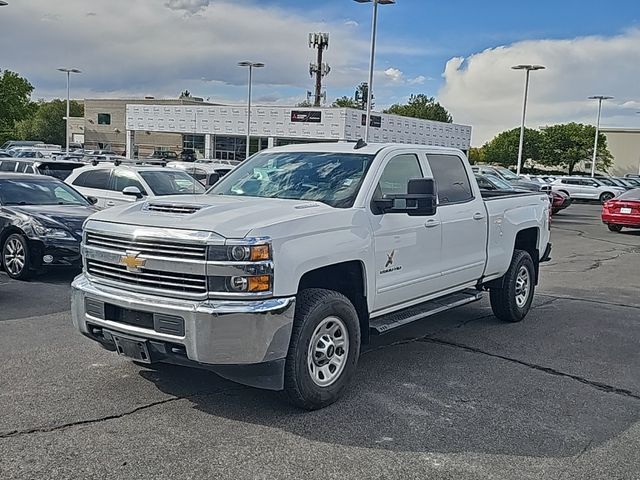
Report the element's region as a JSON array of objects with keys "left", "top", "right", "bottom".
[{"left": 370, "top": 289, "right": 483, "bottom": 334}]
